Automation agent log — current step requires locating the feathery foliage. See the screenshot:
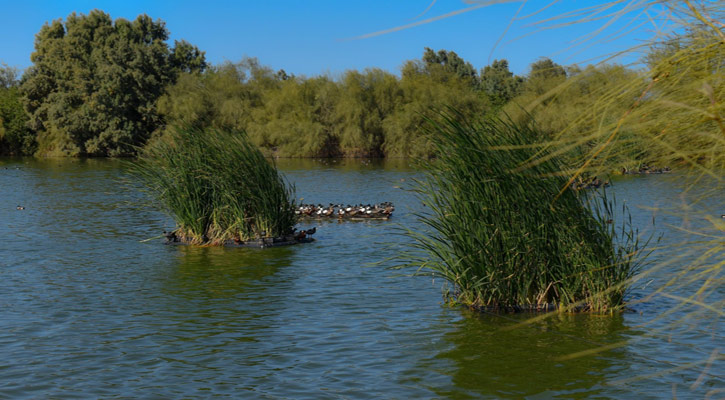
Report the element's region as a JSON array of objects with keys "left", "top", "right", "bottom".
[
  {"left": 157, "top": 51, "right": 488, "bottom": 158},
  {"left": 133, "top": 127, "right": 296, "bottom": 244}
]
